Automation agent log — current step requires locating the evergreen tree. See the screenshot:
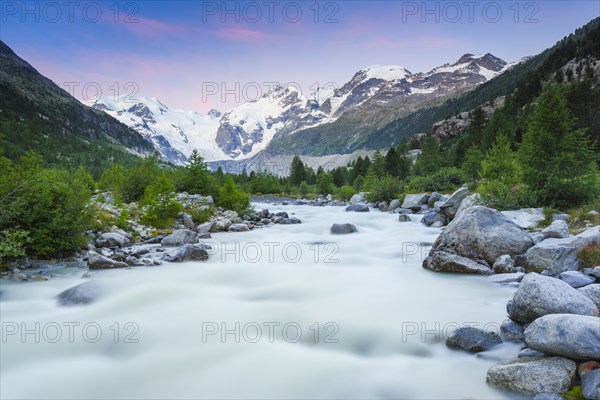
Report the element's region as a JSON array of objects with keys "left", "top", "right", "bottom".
[
  {"left": 177, "top": 150, "right": 214, "bottom": 196},
  {"left": 395, "top": 138, "right": 412, "bottom": 180},
  {"left": 461, "top": 145, "right": 484, "bottom": 184},
  {"left": 385, "top": 147, "right": 400, "bottom": 177},
  {"left": 289, "top": 155, "right": 307, "bottom": 186},
  {"left": 414, "top": 133, "right": 444, "bottom": 176},
  {"left": 371, "top": 150, "right": 387, "bottom": 178},
  {"left": 519, "top": 81, "right": 599, "bottom": 207}
]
